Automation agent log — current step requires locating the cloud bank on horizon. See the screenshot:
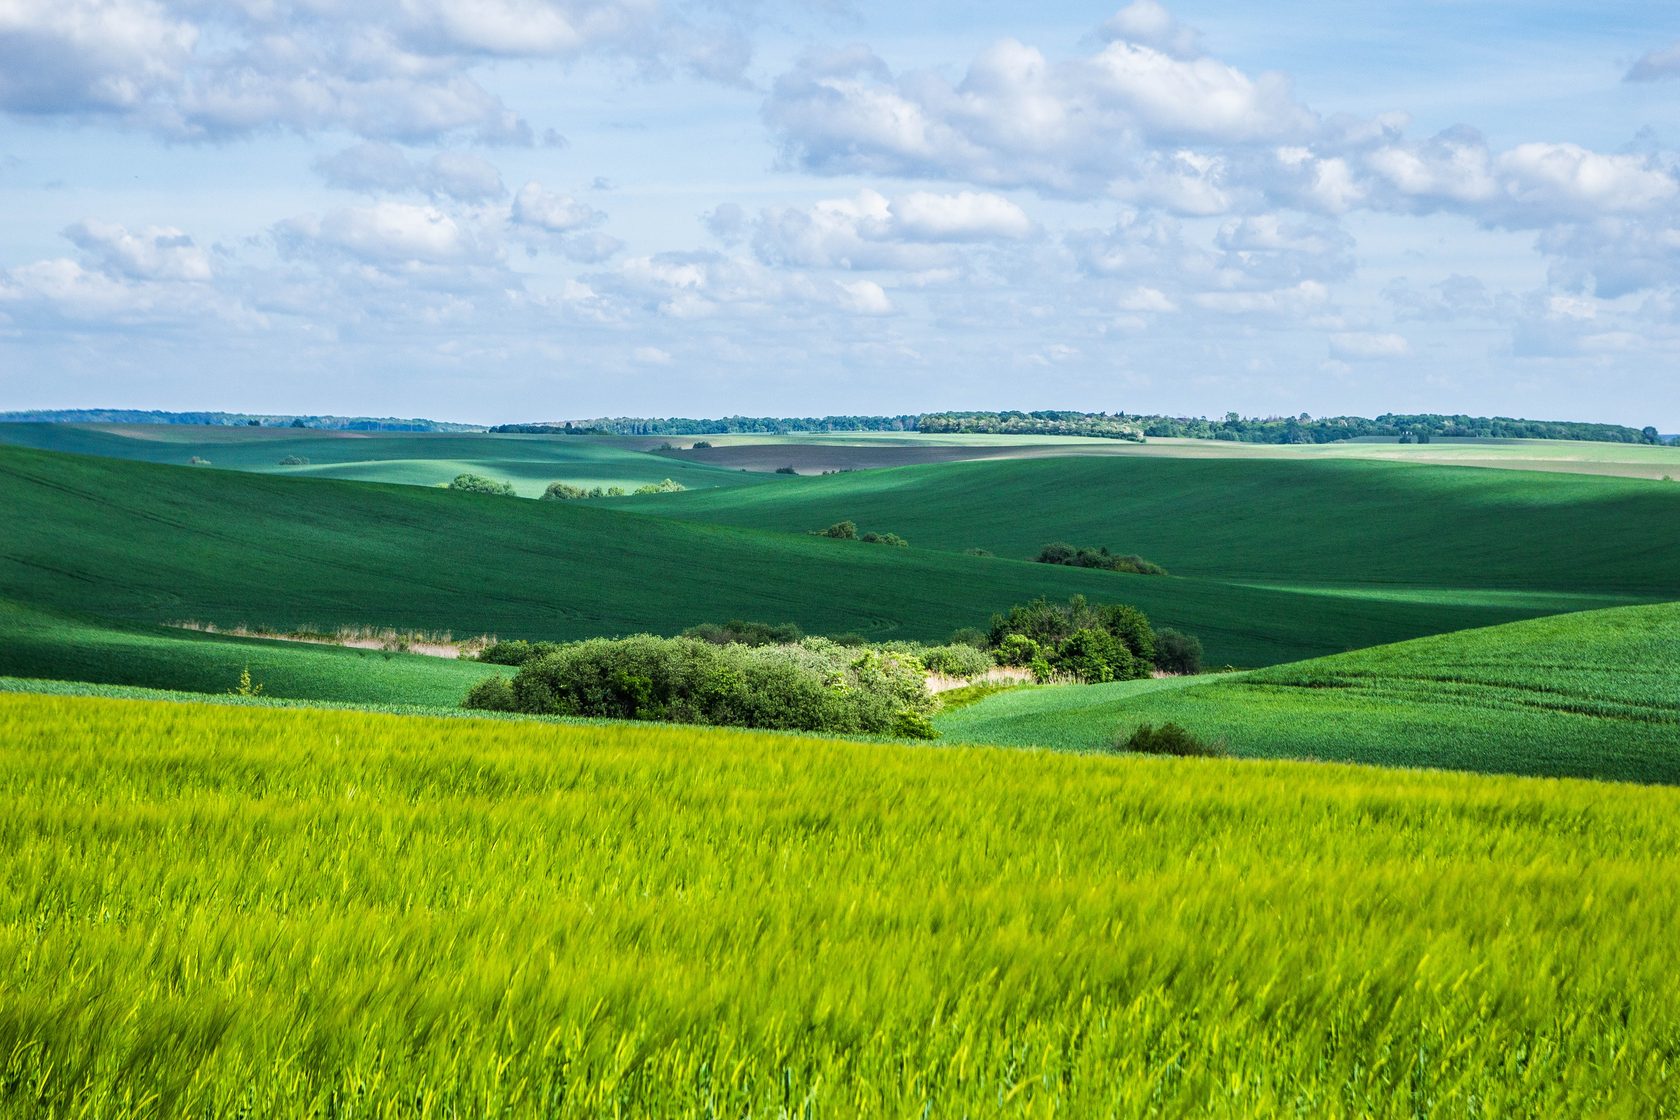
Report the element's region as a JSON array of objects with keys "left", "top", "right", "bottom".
[{"left": 0, "top": 0, "right": 1676, "bottom": 426}]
